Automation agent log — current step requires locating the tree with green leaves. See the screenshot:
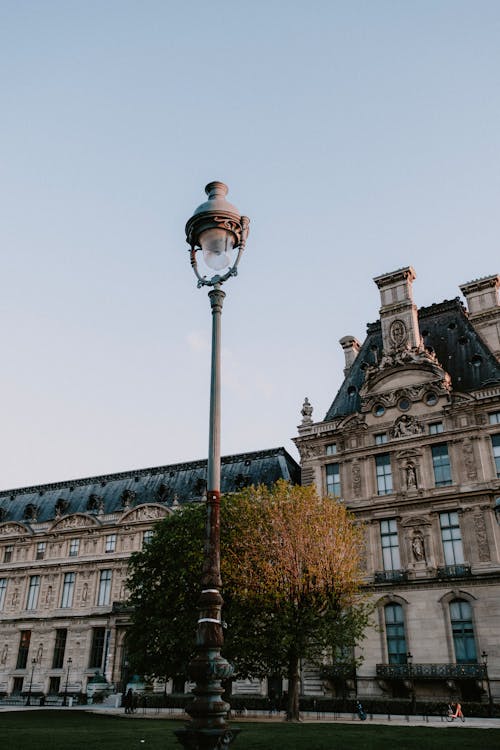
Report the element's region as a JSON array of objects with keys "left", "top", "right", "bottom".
[{"left": 125, "top": 480, "right": 370, "bottom": 720}]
